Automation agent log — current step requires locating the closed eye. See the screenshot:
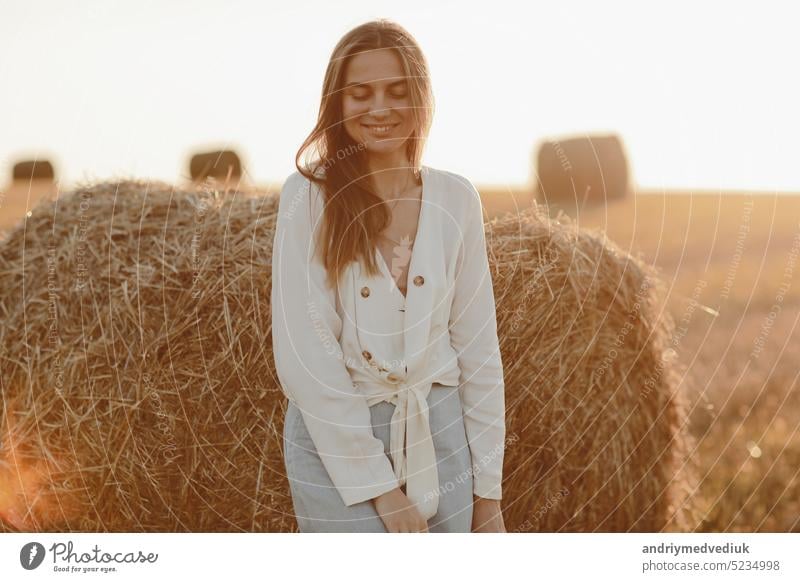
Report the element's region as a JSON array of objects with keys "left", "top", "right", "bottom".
[{"left": 351, "top": 92, "right": 407, "bottom": 101}]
